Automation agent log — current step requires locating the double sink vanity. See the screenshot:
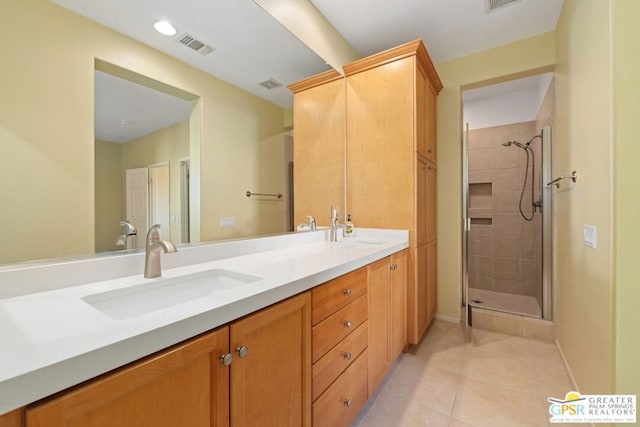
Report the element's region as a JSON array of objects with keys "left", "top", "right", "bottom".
[{"left": 0, "top": 228, "right": 409, "bottom": 426}]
